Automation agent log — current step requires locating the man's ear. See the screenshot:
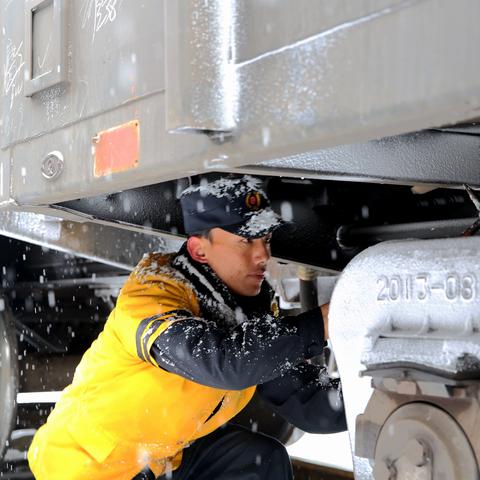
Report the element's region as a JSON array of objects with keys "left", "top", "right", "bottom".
[{"left": 187, "top": 236, "right": 208, "bottom": 263}]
